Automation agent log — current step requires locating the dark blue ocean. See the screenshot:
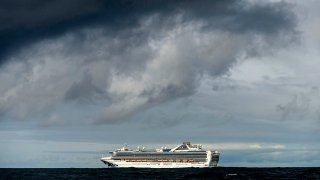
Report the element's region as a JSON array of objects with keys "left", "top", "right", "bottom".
[{"left": 0, "top": 168, "right": 319, "bottom": 179}]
